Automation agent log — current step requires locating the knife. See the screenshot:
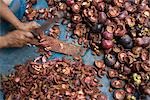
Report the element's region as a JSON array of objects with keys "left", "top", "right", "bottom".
[
  {"left": 31, "top": 11, "right": 64, "bottom": 38},
  {"left": 40, "top": 36, "right": 87, "bottom": 56},
  {"left": 30, "top": 12, "right": 87, "bottom": 56}
]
